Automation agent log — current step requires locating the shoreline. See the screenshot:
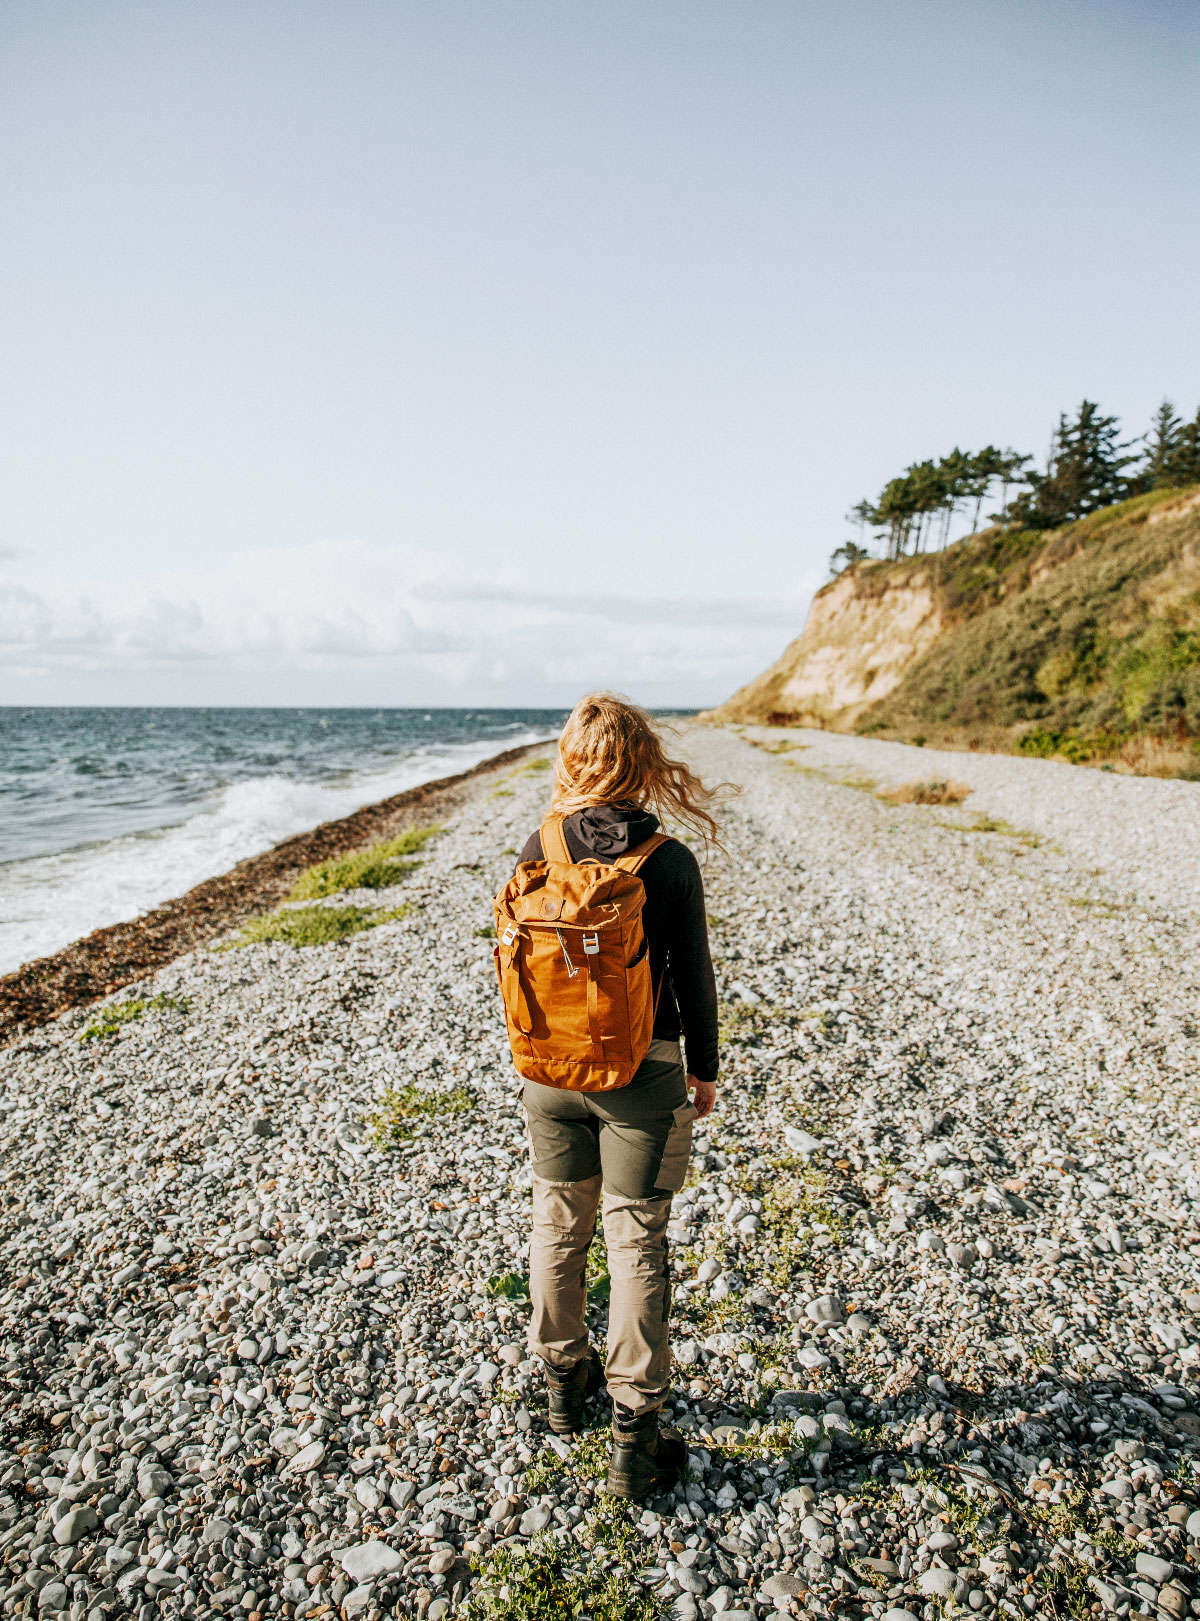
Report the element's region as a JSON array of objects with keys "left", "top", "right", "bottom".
[
  {"left": 0, "top": 726, "right": 1196, "bottom": 1616},
  {"left": 0, "top": 740, "right": 542, "bottom": 1045}
]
